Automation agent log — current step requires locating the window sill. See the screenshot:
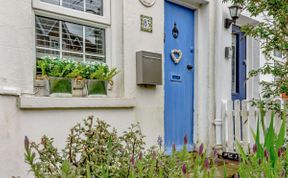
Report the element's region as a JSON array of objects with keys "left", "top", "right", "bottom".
[{"left": 18, "top": 96, "right": 136, "bottom": 109}]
